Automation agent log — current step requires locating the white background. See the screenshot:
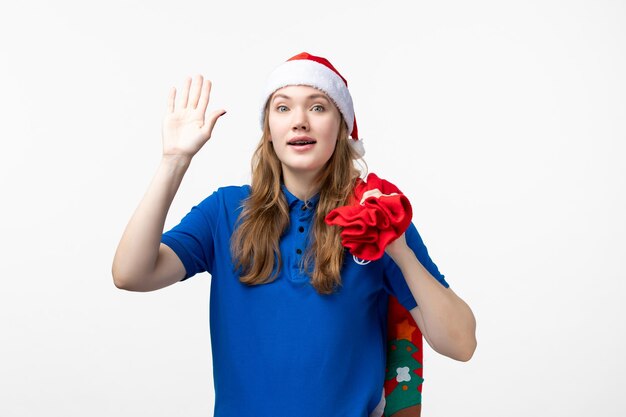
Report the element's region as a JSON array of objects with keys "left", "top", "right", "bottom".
[{"left": 1, "top": 0, "right": 624, "bottom": 416}]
